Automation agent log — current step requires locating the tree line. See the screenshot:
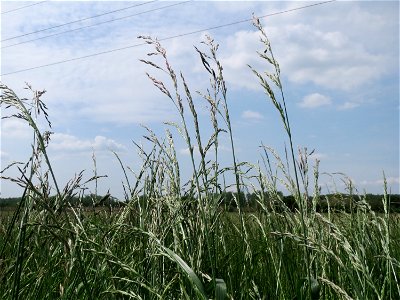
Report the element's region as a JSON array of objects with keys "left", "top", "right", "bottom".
[{"left": 1, "top": 192, "right": 399, "bottom": 213}]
